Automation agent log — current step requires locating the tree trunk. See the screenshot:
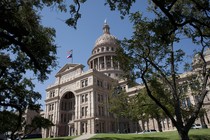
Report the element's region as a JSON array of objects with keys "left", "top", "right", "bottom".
[
  {"left": 157, "top": 119, "right": 162, "bottom": 132},
  {"left": 155, "top": 116, "right": 162, "bottom": 132},
  {"left": 178, "top": 130, "right": 190, "bottom": 140}
]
